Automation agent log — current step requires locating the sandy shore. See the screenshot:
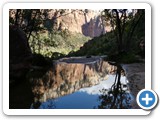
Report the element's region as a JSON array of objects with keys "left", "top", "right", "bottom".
[{"left": 122, "top": 63, "right": 145, "bottom": 109}]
